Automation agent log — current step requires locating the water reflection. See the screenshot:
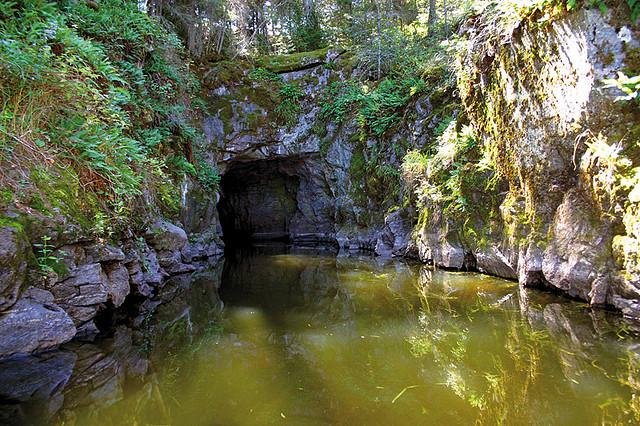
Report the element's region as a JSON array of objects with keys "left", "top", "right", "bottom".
[{"left": 0, "top": 246, "right": 639, "bottom": 424}]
